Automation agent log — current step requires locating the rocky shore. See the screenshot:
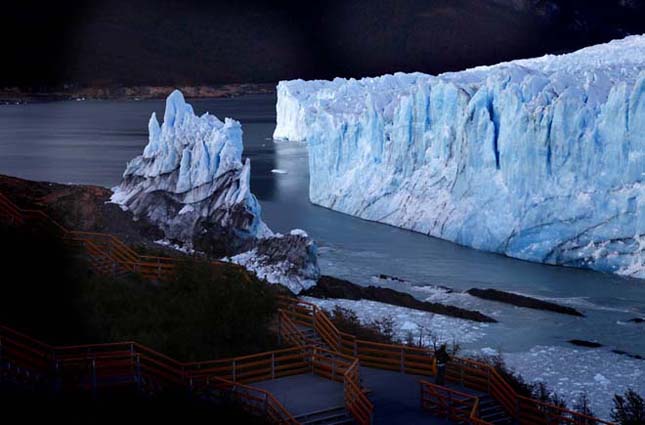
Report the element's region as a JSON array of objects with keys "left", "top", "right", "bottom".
[
  {"left": 0, "top": 174, "right": 165, "bottom": 251},
  {"left": 466, "top": 288, "right": 584, "bottom": 317},
  {"left": 303, "top": 275, "right": 496, "bottom": 323}
]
